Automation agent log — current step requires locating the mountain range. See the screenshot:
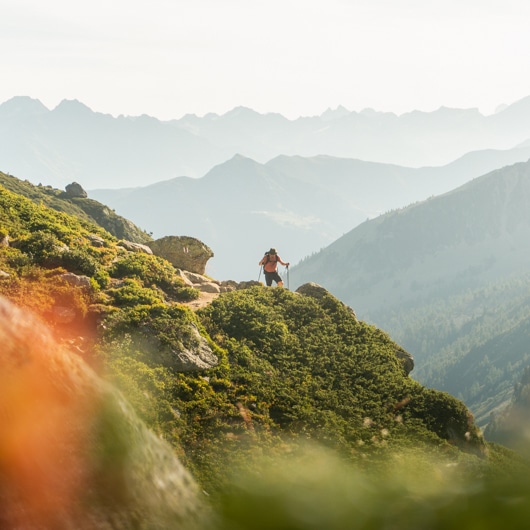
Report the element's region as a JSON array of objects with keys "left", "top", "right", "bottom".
[
  {"left": 290, "top": 159, "right": 530, "bottom": 426},
  {"left": 3, "top": 95, "right": 530, "bottom": 189}
]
